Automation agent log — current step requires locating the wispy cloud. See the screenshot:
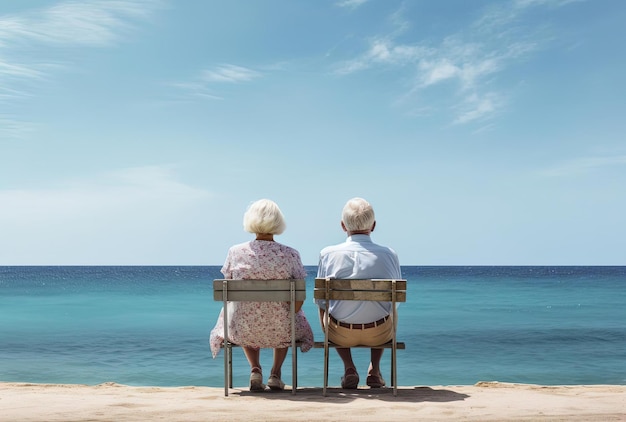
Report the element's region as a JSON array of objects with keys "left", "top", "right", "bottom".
[
  {"left": 335, "top": 38, "right": 431, "bottom": 75},
  {"left": 0, "top": 115, "right": 37, "bottom": 139},
  {"left": 0, "top": 59, "right": 44, "bottom": 81},
  {"left": 0, "top": 0, "right": 162, "bottom": 137},
  {"left": 539, "top": 155, "right": 626, "bottom": 177},
  {"left": 169, "top": 81, "right": 225, "bottom": 101},
  {"left": 201, "top": 65, "right": 261, "bottom": 83},
  {"left": 170, "top": 64, "right": 262, "bottom": 101},
  {"left": 335, "top": 0, "right": 370, "bottom": 10},
  {"left": 0, "top": 0, "right": 159, "bottom": 48},
  {"left": 453, "top": 92, "right": 503, "bottom": 124},
  {"left": 334, "top": 0, "right": 577, "bottom": 124},
  {"left": 514, "top": 0, "right": 585, "bottom": 8}
]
